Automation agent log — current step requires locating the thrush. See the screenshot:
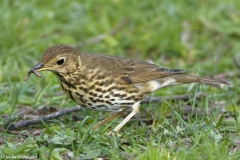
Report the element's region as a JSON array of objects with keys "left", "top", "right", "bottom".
[{"left": 24, "top": 44, "right": 229, "bottom": 132}]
